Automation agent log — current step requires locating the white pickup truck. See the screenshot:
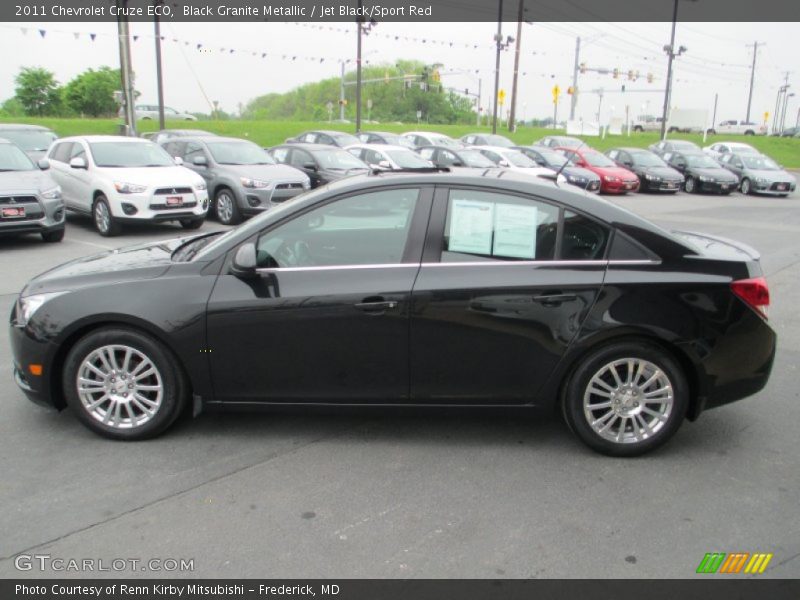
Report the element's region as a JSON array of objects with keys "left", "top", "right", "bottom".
[{"left": 708, "top": 120, "right": 767, "bottom": 136}]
